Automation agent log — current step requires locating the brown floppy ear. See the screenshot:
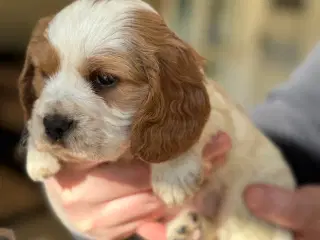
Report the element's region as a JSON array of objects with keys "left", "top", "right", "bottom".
[
  {"left": 130, "top": 29, "right": 211, "bottom": 163},
  {"left": 18, "top": 16, "right": 54, "bottom": 121}
]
